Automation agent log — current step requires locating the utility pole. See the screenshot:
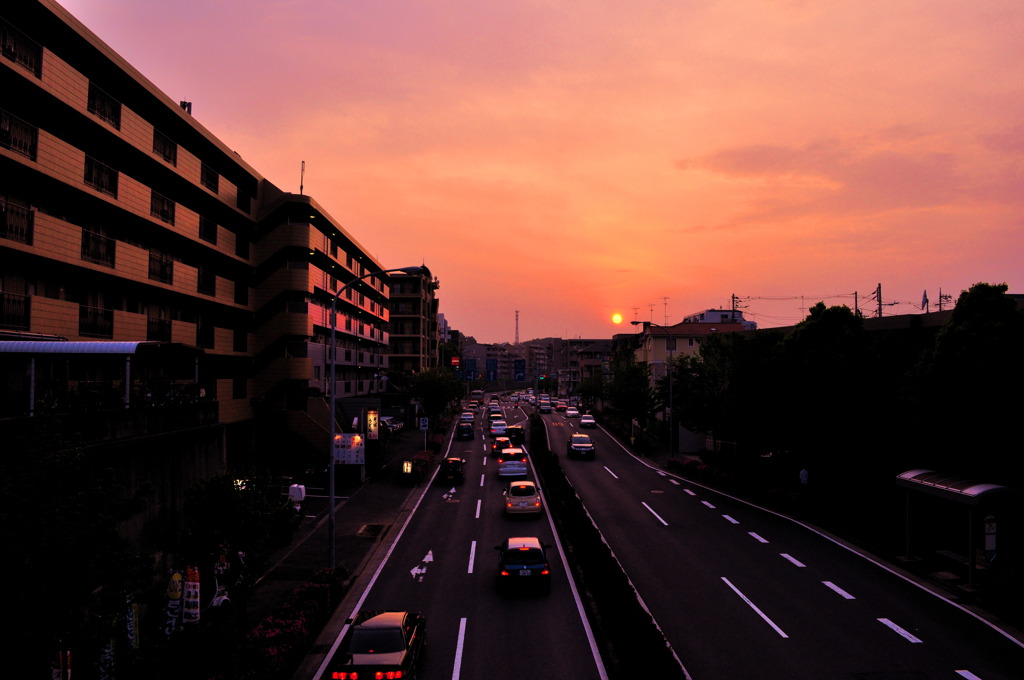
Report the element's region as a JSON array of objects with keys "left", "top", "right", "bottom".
[
  {"left": 876, "top": 283, "right": 883, "bottom": 318},
  {"left": 515, "top": 309, "right": 520, "bottom": 347}
]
